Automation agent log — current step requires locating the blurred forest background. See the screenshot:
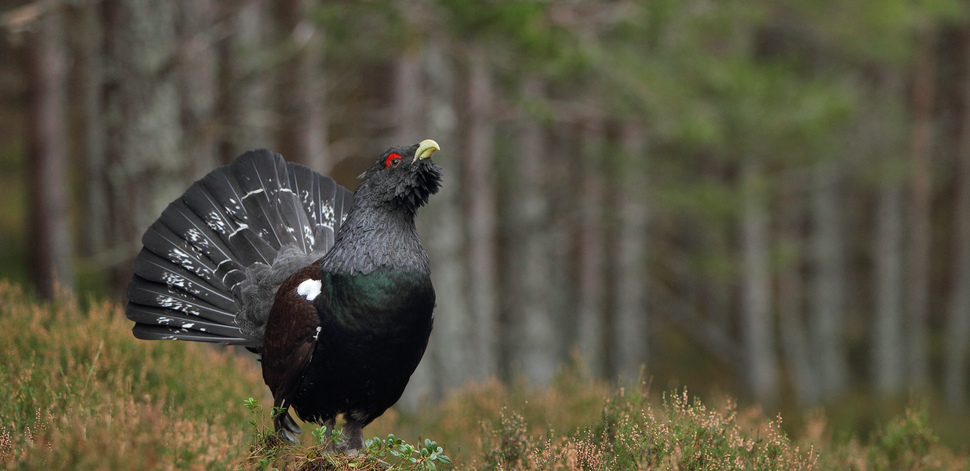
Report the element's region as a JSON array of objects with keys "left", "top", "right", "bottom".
[{"left": 3, "top": 0, "right": 970, "bottom": 434}]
